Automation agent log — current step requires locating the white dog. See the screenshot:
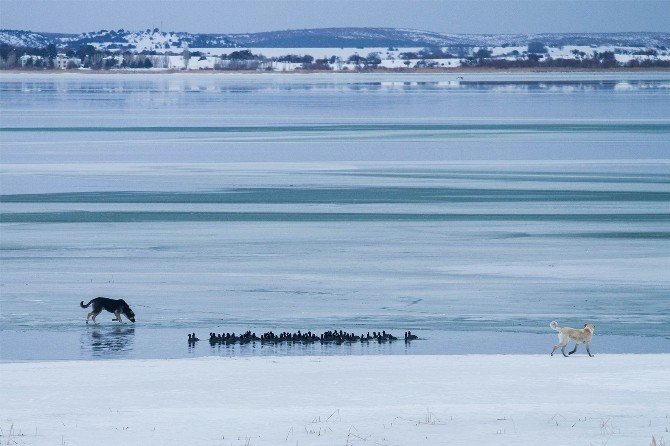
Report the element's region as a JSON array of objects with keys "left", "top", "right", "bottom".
[{"left": 549, "top": 321, "right": 595, "bottom": 357}]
